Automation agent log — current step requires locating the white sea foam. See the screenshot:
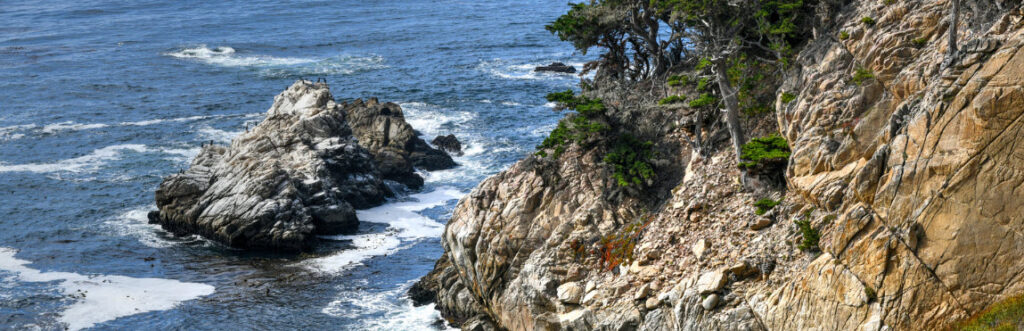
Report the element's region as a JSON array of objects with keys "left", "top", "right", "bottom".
[
  {"left": 0, "top": 144, "right": 149, "bottom": 173},
  {"left": 303, "top": 187, "right": 464, "bottom": 274},
  {"left": 104, "top": 206, "right": 175, "bottom": 248},
  {"left": 34, "top": 115, "right": 214, "bottom": 135},
  {"left": 165, "top": 45, "right": 387, "bottom": 76},
  {"left": 197, "top": 126, "right": 242, "bottom": 143},
  {"left": 0, "top": 144, "right": 200, "bottom": 174},
  {"left": 478, "top": 59, "right": 583, "bottom": 81},
  {"left": 0, "top": 247, "right": 215, "bottom": 331},
  {"left": 41, "top": 122, "right": 110, "bottom": 134},
  {"left": 398, "top": 102, "right": 476, "bottom": 138},
  {"left": 322, "top": 279, "right": 456, "bottom": 331}
]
